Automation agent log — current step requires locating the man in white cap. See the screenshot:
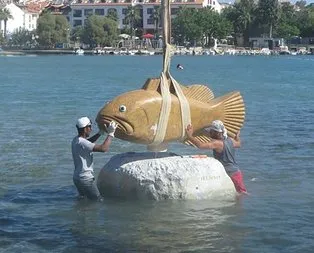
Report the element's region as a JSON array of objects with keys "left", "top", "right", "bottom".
[
  {"left": 186, "top": 120, "right": 247, "bottom": 194},
  {"left": 71, "top": 117, "right": 117, "bottom": 201}
]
